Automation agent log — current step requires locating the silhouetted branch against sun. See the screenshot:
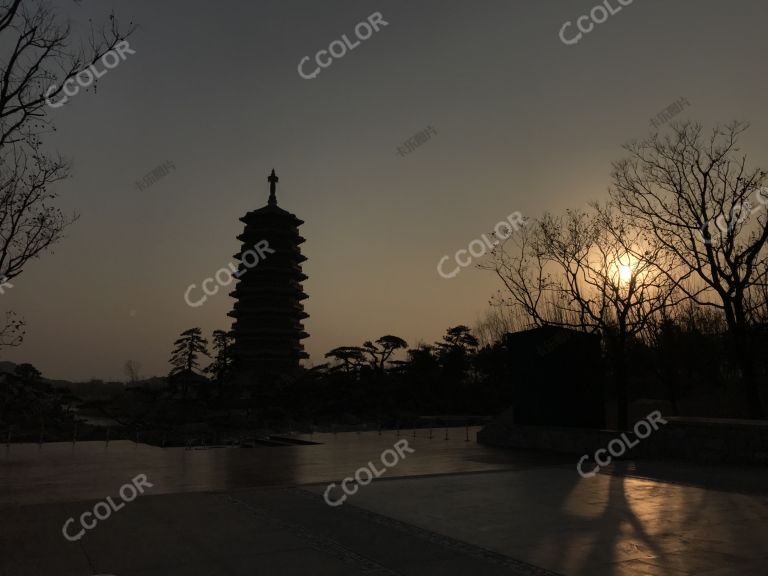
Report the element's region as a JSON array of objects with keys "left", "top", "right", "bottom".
[
  {"left": 489, "top": 201, "right": 682, "bottom": 428},
  {"left": 610, "top": 120, "right": 768, "bottom": 418}
]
